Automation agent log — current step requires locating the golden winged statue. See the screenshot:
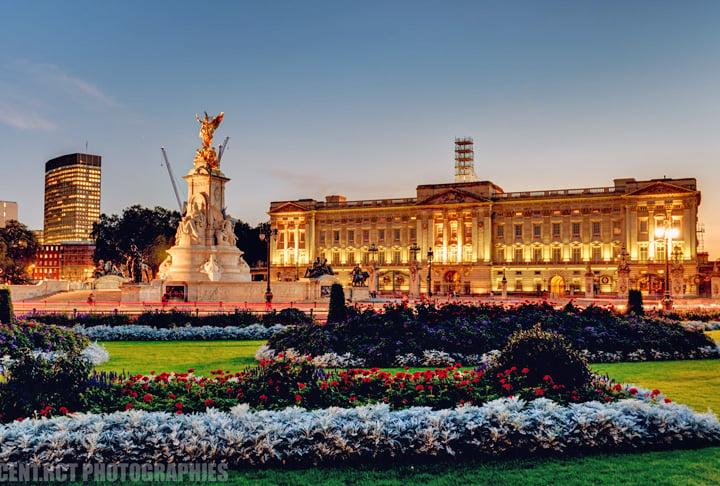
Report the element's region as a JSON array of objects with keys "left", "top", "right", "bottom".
[{"left": 194, "top": 111, "right": 224, "bottom": 169}]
